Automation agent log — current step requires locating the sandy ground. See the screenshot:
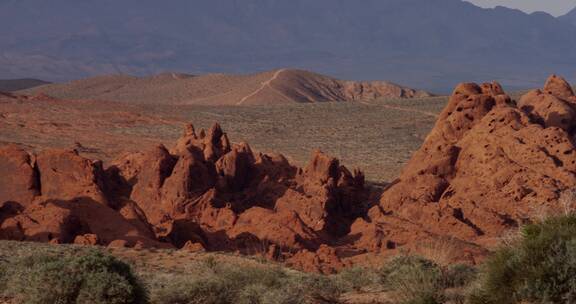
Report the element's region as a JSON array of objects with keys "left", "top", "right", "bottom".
[{"left": 0, "top": 95, "right": 447, "bottom": 182}]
